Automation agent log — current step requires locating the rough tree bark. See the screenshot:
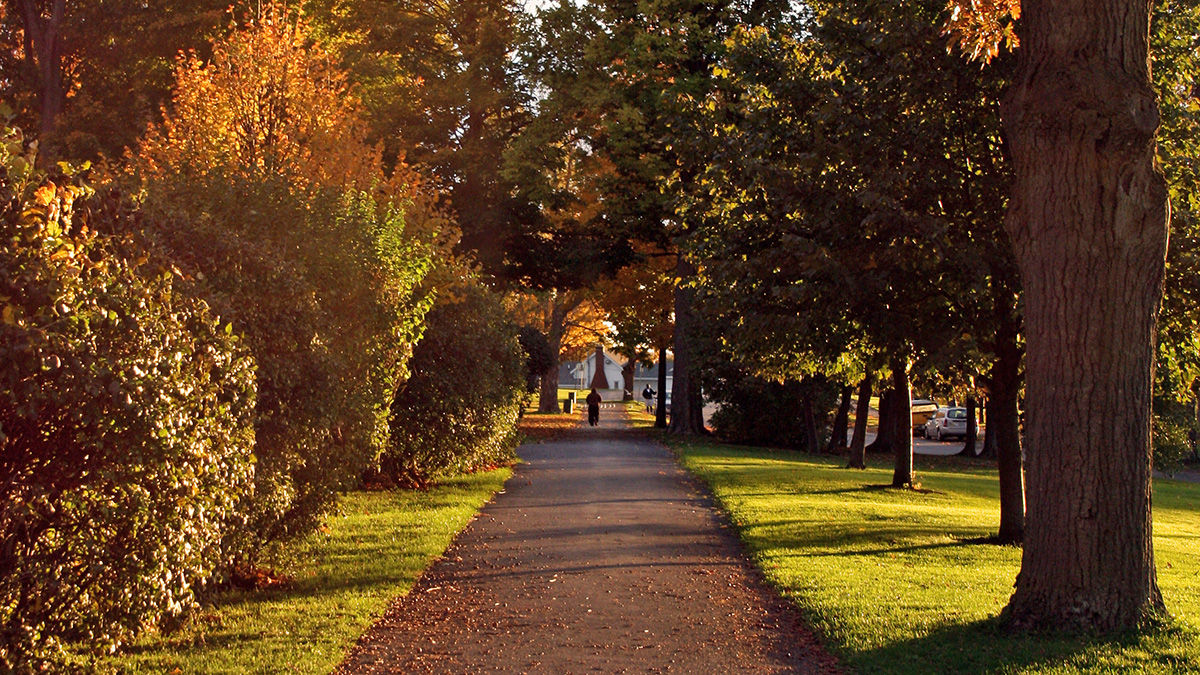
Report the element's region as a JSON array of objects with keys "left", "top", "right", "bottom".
[
  {"left": 668, "top": 255, "right": 707, "bottom": 435},
  {"left": 847, "top": 375, "right": 872, "bottom": 469},
  {"left": 890, "top": 356, "right": 913, "bottom": 488},
  {"left": 826, "top": 384, "right": 853, "bottom": 454},
  {"left": 1001, "top": 0, "right": 1167, "bottom": 630}
]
